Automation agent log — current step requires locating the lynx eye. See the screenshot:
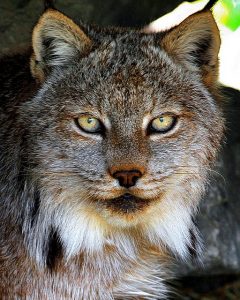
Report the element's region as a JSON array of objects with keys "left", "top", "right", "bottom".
[
  {"left": 76, "top": 115, "right": 103, "bottom": 134},
  {"left": 149, "top": 114, "right": 176, "bottom": 133}
]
